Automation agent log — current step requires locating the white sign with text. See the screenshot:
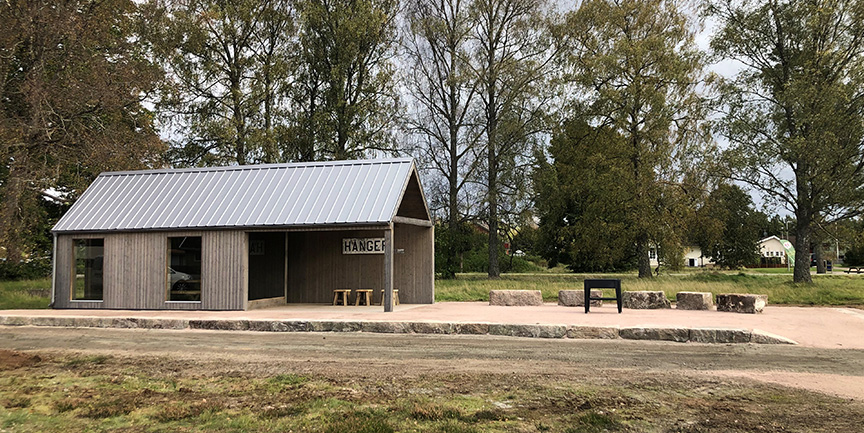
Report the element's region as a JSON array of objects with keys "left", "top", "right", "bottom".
[{"left": 342, "top": 238, "right": 386, "bottom": 255}]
